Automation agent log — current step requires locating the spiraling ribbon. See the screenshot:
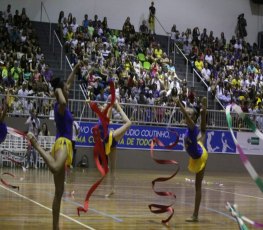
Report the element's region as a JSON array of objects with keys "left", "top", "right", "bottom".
[
  {"left": 226, "top": 104, "right": 263, "bottom": 228},
  {"left": 77, "top": 81, "right": 115, "bottom": 215},
  {"left": 0, "top": 127, "right": 28, "bottom": 188},
  {"left": 0, "top": 172, "right": 19, "bottom": 190},
  {"left": 1, "top": 149, "right": 26, "bottom": 170},
  {"left": 149, "top": 128, "right": 180, "bottom": 224}
]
